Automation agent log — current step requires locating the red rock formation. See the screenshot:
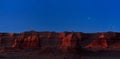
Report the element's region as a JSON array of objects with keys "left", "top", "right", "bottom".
[
  {"left": 59, "top": 32, "right": 67, "bottom": 39},
  {"left": 75, "top": 32, "right": 82, "bottom": 41},
  {"left": 60, "top": 33, "right": 81, "bottom": 52},
  {"left": 26, "top": 35, "right": 40, "bottom": 48},
  {"left": 12, "top": 39, "right": 20, "bottom": 48},
  {"left": 85, "top": 33, "right": 114, "bottom": 48},
  {"left": 12, "top": 32, "right": 40, "bottom": 48},
  {"left": 12, "top": 33, "right": 25, "bottom": 48},
  {"left": 85, "top": 33, "right": 104, "bottom": 48},
  {"left": 0, "top": 31, "right": 119, "bottom": 52}
]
